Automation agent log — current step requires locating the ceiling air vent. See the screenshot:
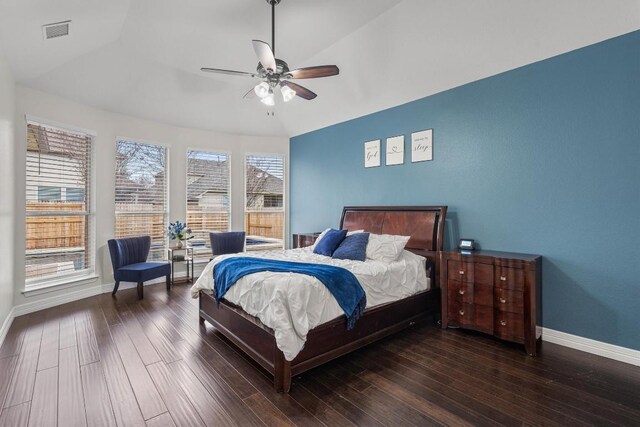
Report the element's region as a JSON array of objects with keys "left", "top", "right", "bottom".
[{"left": 42, "top": 21, "right": 71, "bottom": 40}]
